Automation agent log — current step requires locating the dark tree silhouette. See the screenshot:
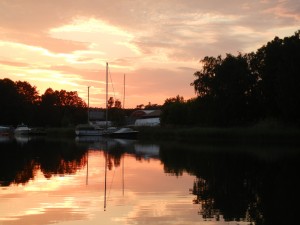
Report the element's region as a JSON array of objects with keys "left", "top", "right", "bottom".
[
  {"left": 187, "top": 30, "right": 300, "bottom": 126},
  {"left": 190, "top": 54, "right": 260, "bottom": 126},
  {"left": 114, "top": 99, "right": 122, "bottom": 108},
  {"left": 15, "top": 81, "right": 40, "bottom": 104},
  {"left": 255, "top": 31, "right": 300, "bottom": 123},
  {"left": 0, "top": 79, "right": 87, "bottom": 126},
  {"left": 107, "top": 96, "right": 114, "bottom": 109}
]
